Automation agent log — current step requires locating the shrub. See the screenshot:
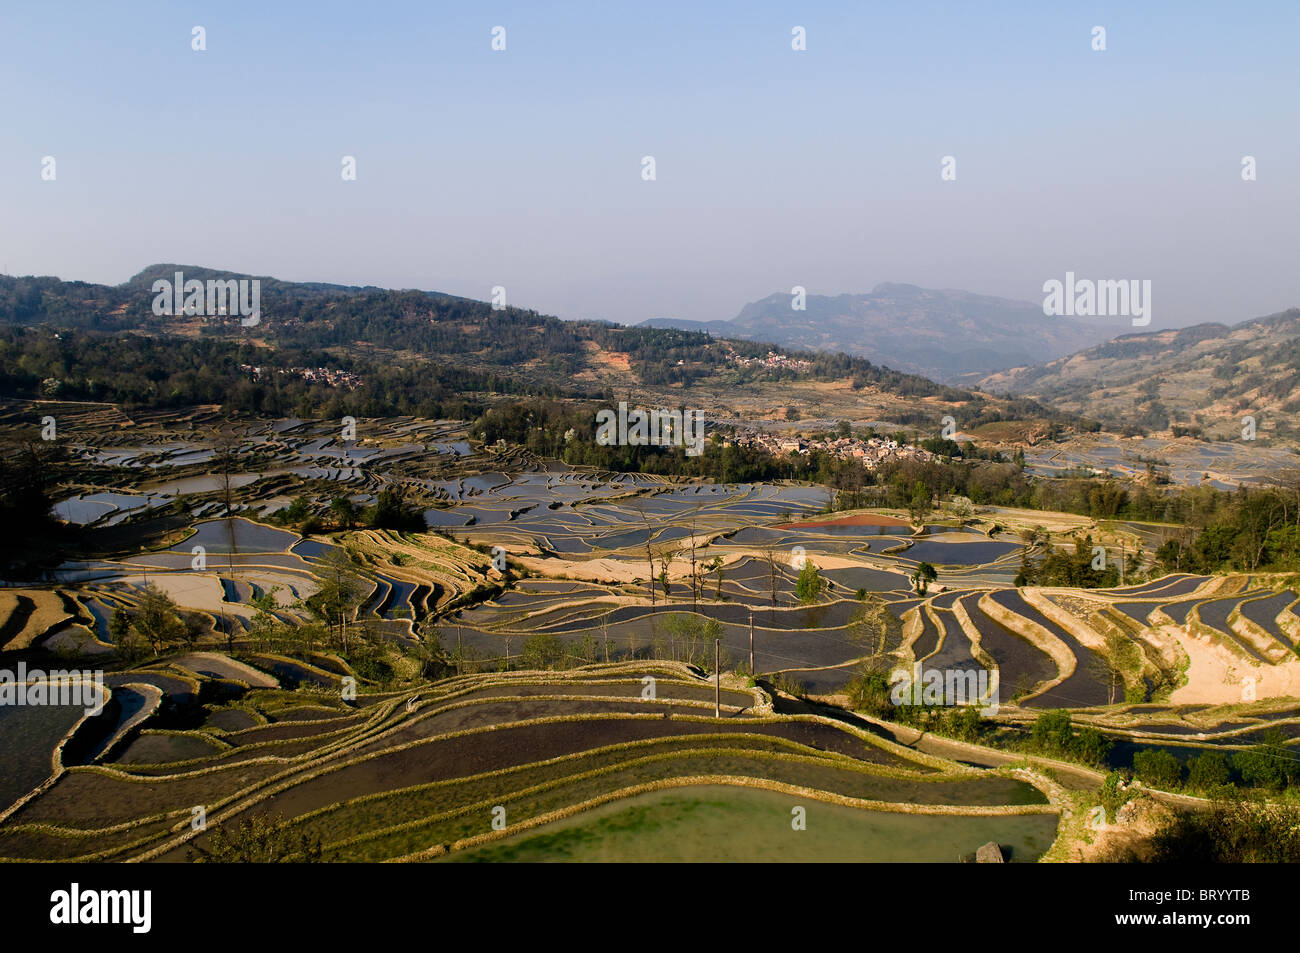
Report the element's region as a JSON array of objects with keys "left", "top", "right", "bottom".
[
  {"left": 845, "top": 667, "right": 893, "bottom": 717},
  {"left": 188, "top": 814, "right": 322, "bottom": 862},
  {"left": 1149, "top": 798, "right": 1300, "bottom": 862},
  {"left": 1099, "top": 770, "right": 1130, "bottom": 818},
  {"left": 1186, "top": 751, "right": 1232, "bottom": 791},
  {"left": 1132, "top": 749, "right": 1182, "bottom": 789},
  {"left": 939, "top": 706, "right": 983, "bottom": 742},
  {"left": 1232, "top": 731, "right": 1299, "bottom": 790},
  {"left": 1073, "top": 727, "right": 1113, "bottom": 767},
  {"left": 1031, "top": 710, "right": 1073, "bottom": 753},
  {"left": 1029, "top": 711, "right": 1111, "bottom": 766}
]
